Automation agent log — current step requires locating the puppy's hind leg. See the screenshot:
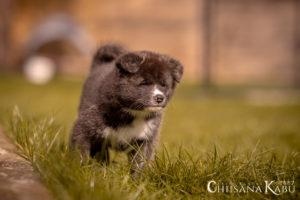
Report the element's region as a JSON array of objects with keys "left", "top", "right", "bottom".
[
  {"left": 70, "top": 121, "right": 93, "bottom": 163},
  {"left": 70, "top": 134, "right": 91, "bottom": 164}
]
